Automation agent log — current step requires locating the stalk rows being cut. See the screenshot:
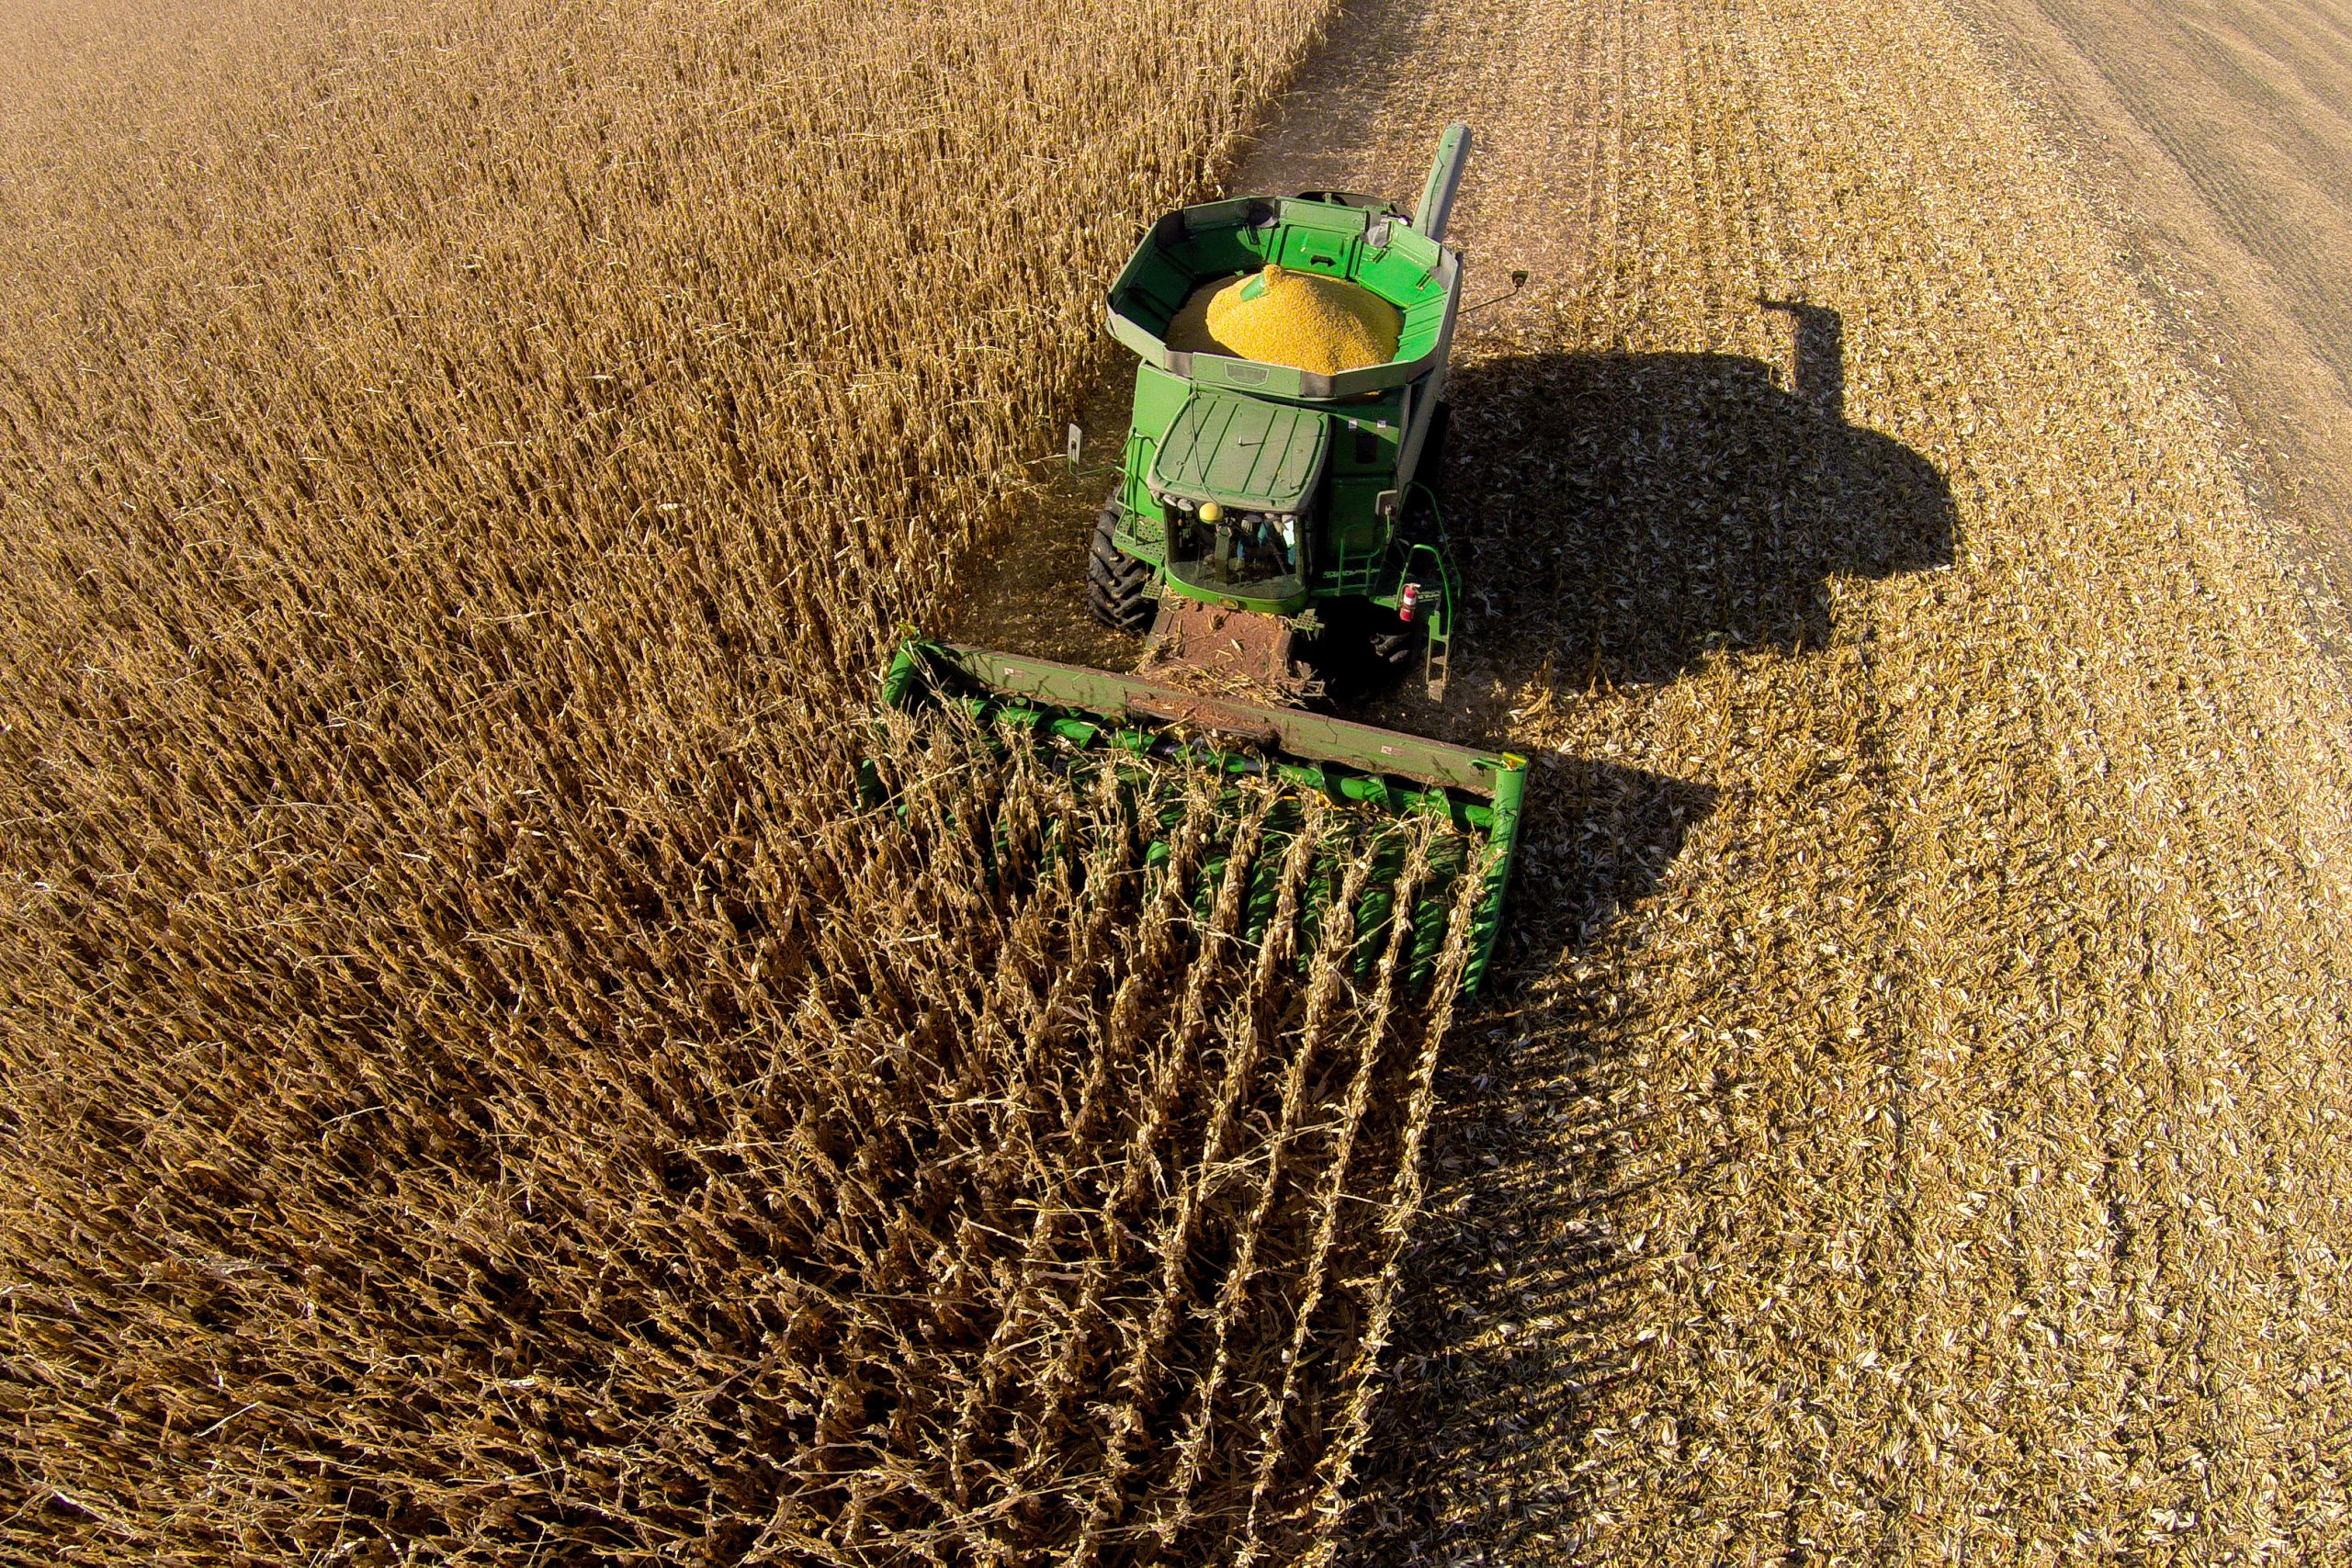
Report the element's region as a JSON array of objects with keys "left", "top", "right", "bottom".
[{"left": 0, "top": 0, "right": 1498, "bottom": 1560}]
